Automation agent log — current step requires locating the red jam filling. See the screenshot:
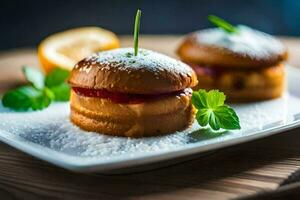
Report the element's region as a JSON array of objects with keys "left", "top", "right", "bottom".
[
  {"left": 187, "top": 63, "right": 224, "bottom": 78},
  {"left": 73, "top": 87, "right": 191, "bottom": 104},
  {"left": 187, "top": 62, "right": 275, "bottom": 77}
]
